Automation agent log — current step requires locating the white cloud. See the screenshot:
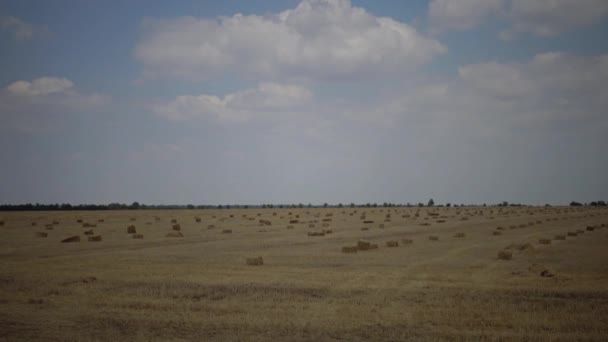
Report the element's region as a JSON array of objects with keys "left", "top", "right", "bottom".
[
  {"left": 507, "top": 0, "right": 608, "bottom": 37},
  {"left": 155, "top": 82, "right": 312, "bottom": 123},
  {"left": 0, "top": 15, "right": 48, "bottom": 41},
  {"left": 1, "top": 77, "right": 110, "bottom": 132},
  {"left": 429, "top": 0, "right": 504, "bottom": 32},
  {"left": 6, "top": 77, "right": 73, "bottom": 96},
  {"left": 429, "top": 0, "right": 608, "bottom": 37},
  {"left": 134, "top": 0, "right": 445, "bottom": 81}
]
